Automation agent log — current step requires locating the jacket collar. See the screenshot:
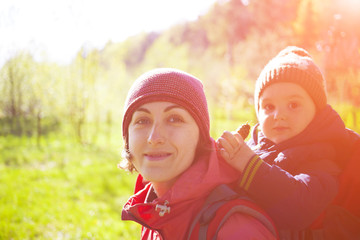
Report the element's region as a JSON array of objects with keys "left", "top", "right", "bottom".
[{"left": 251, "top": 105, "right": 352, "bottom": 166}]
